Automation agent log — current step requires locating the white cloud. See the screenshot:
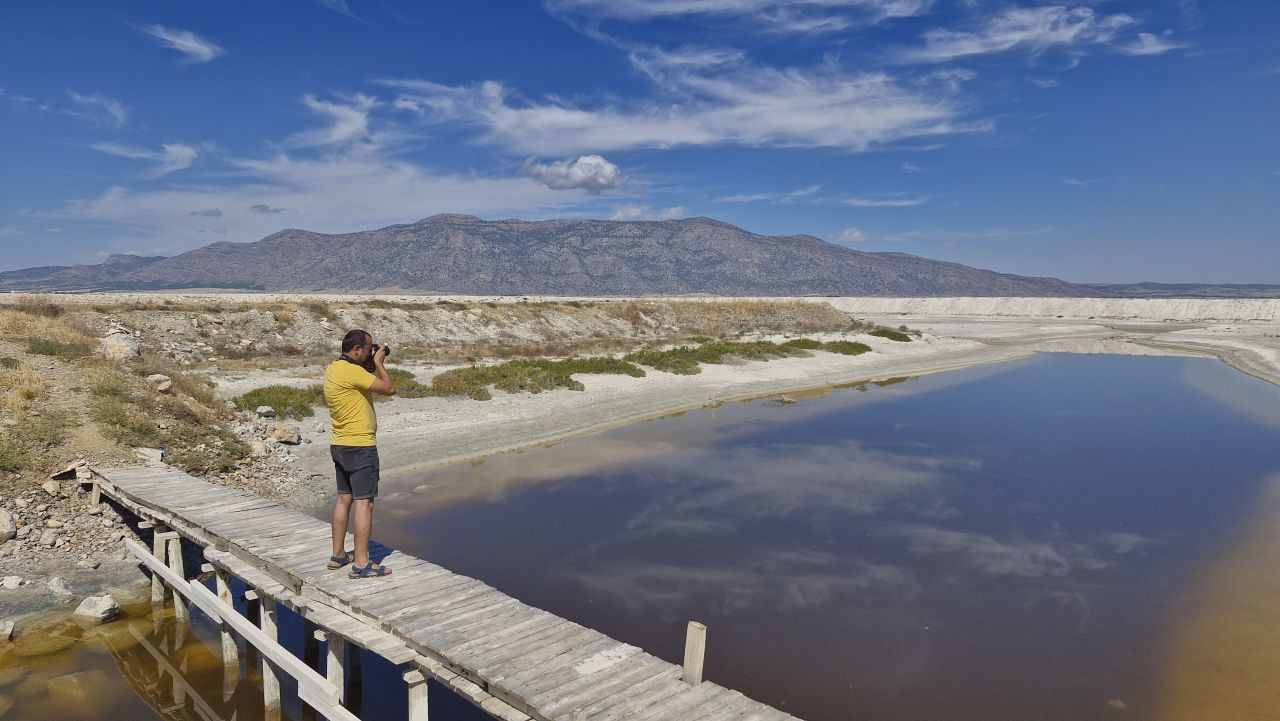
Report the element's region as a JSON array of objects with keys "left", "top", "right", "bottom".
[
  {"left": 520, "top": 155, "right": 626, "bottom": 193},
  {"left": 312, "top": 0, "right": 356, "bottom": 17},
  {"left": 889, "top": 525, "right": 1111, "bottom": 578},
  {"left": 608, "top": 204, "right": 686, "bottom": 220},
  {"left": 90, "top": 142, "right": 199, "bottom": 178},
  {"left": 839, "top": 193, "right": 927, "bottom": 207},
  {"left": 379, "top": 56, "right": 981, "bottom": 155},
  {"left": 138, "top": 24, "right": 225, "bottom": 63},
  {"left": 1029, "top": 76, "right": 1060, "bottom": 88},
  {"left": 67, "top": 91, "right": 129, "bottom": 127},
  {"left": 838, "top": 226, "right": 867, "bottom": 243},
  {"left": 1061, "top": 176, "right": 1099, "bottom": 186},
  {"left": 189, "top": 208, "right": 223, "bottom": 217},
  {"left": 250, "top": 204, "right": 286, "bottom": 214},
  {"left": 0, "top": 227, "right": 22, "bottom": 237},
  {"left": 901, "top": 162, "right": 925, "bottom": 172},
  {"left": 1117, "top": 31, "right": 1187, "bottom": 56},
  {"left": 899, "top": 5, "right": 1138, "bottom": 63},
  {"left": 715, "top": 184, "right": 822, "bottom": 203},
  {"left": 290, "top": 94, "right": 377, "bottom": 147},
  {"left": 546, "top": 0, "right": 934, "bottom": 34}
]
